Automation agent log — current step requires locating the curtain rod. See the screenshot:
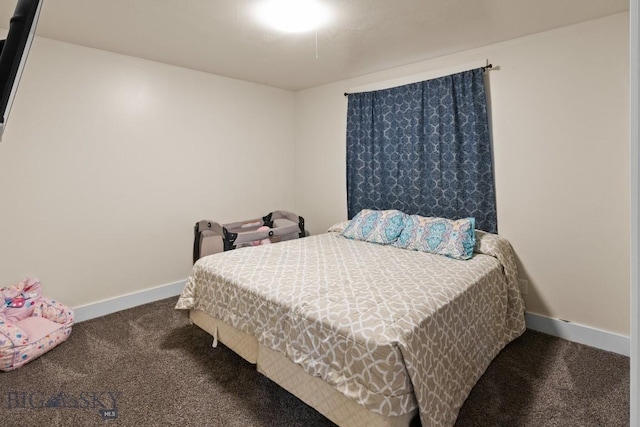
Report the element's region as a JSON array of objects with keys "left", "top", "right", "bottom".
[{"left": 344, "top": 63, "right": 493, "bottom": 97}]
